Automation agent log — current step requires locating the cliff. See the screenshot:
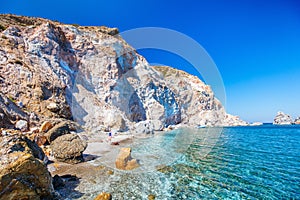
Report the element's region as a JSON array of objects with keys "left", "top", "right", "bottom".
[
  {"left": 273, "top": 111, "right": 293, "bottom": 125},
  {"left": 0, "top": 14, "right": 247, "bottom": 132}
]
